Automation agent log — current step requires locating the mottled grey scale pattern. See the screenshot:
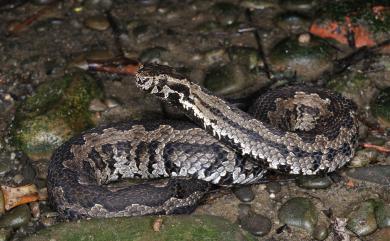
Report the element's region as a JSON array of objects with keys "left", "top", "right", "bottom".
[{"left": 48, "top": 63, "right": 359, "bottom": 219}]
